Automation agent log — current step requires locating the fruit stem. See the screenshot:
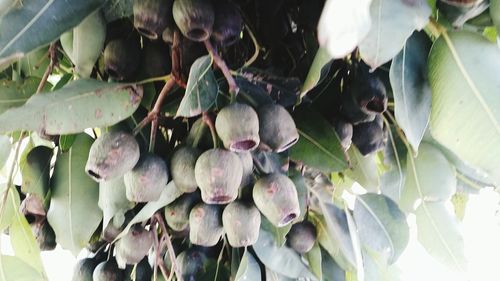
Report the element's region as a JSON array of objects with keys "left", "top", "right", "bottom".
[
  {"left": 136, "top": 74, "right": 172, "bottom": 85},
  {"left": 204, "top": 39, "right": 240, "bottom": 97},
  {"left": 153, "top": 213, "right": 184, "bottom": 281},
  {"left": 243, "top": 24, "right": 260, "bottom": 67},
  {"left": 426, "top": 17, "right": 446, "bottom": 39},
  {"left": 152, "top": 221, "right": 170, "bottom": 281},
  {"left": 202, "top": 112, "right": 219, "bottom": 148},
  {"left": 37, "top": 43, "right": 58, "bottom": 93}
]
